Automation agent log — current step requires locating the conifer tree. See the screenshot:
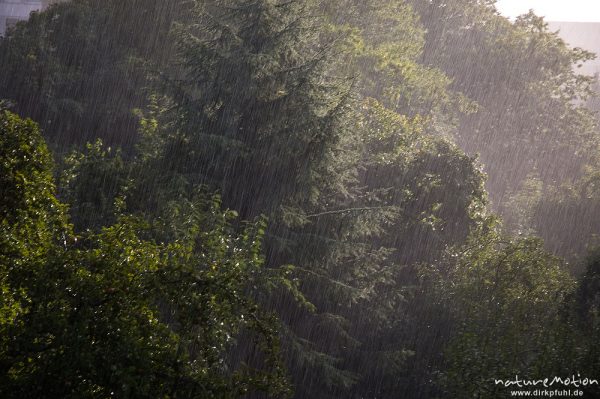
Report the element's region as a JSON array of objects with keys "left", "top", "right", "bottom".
[{"left": 165, "top": 0, "right": 354, "bottom": 220}]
